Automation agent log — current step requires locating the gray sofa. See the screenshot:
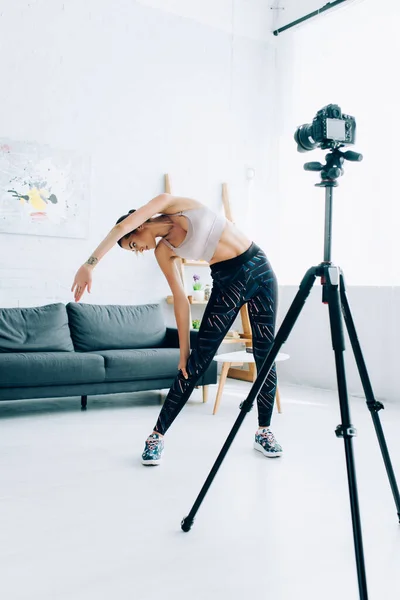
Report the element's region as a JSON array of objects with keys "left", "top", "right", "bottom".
[{"left": 0, "top": 302, "right": 217, "bottom": 409}]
